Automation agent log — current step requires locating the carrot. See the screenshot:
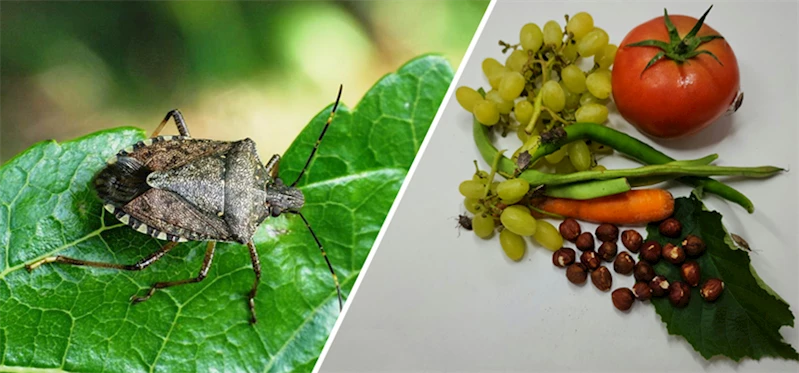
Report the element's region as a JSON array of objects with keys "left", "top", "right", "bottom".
[{"left": 536, "top": 189, "right": 674, "bottom": 225}]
